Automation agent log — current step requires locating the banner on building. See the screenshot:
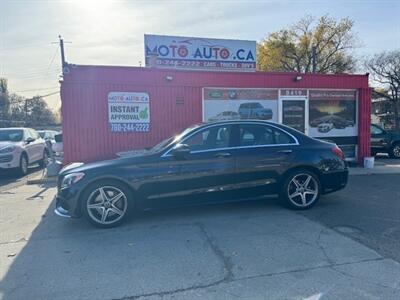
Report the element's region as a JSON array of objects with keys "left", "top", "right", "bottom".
[
  {"left": 108, "top": 92, "right": 150, "bottom": 132},
  {"left": 145, "top": 34, "right": 256, "bottom": 72},
  {"left": 203, "top": 88, "right": 278, "bottom": 122}
]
